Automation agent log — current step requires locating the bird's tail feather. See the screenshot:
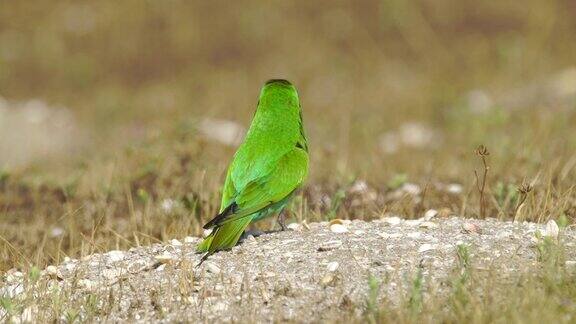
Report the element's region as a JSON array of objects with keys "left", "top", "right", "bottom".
[
  {"left": 196, "top": 233, "right": 214, "bottom": 253},
  {"left": 209, "top": 216, "right": 254, "bottom": 252},
  {"left": 196, "top": 215, "right": 254, "bottom": 265}
]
